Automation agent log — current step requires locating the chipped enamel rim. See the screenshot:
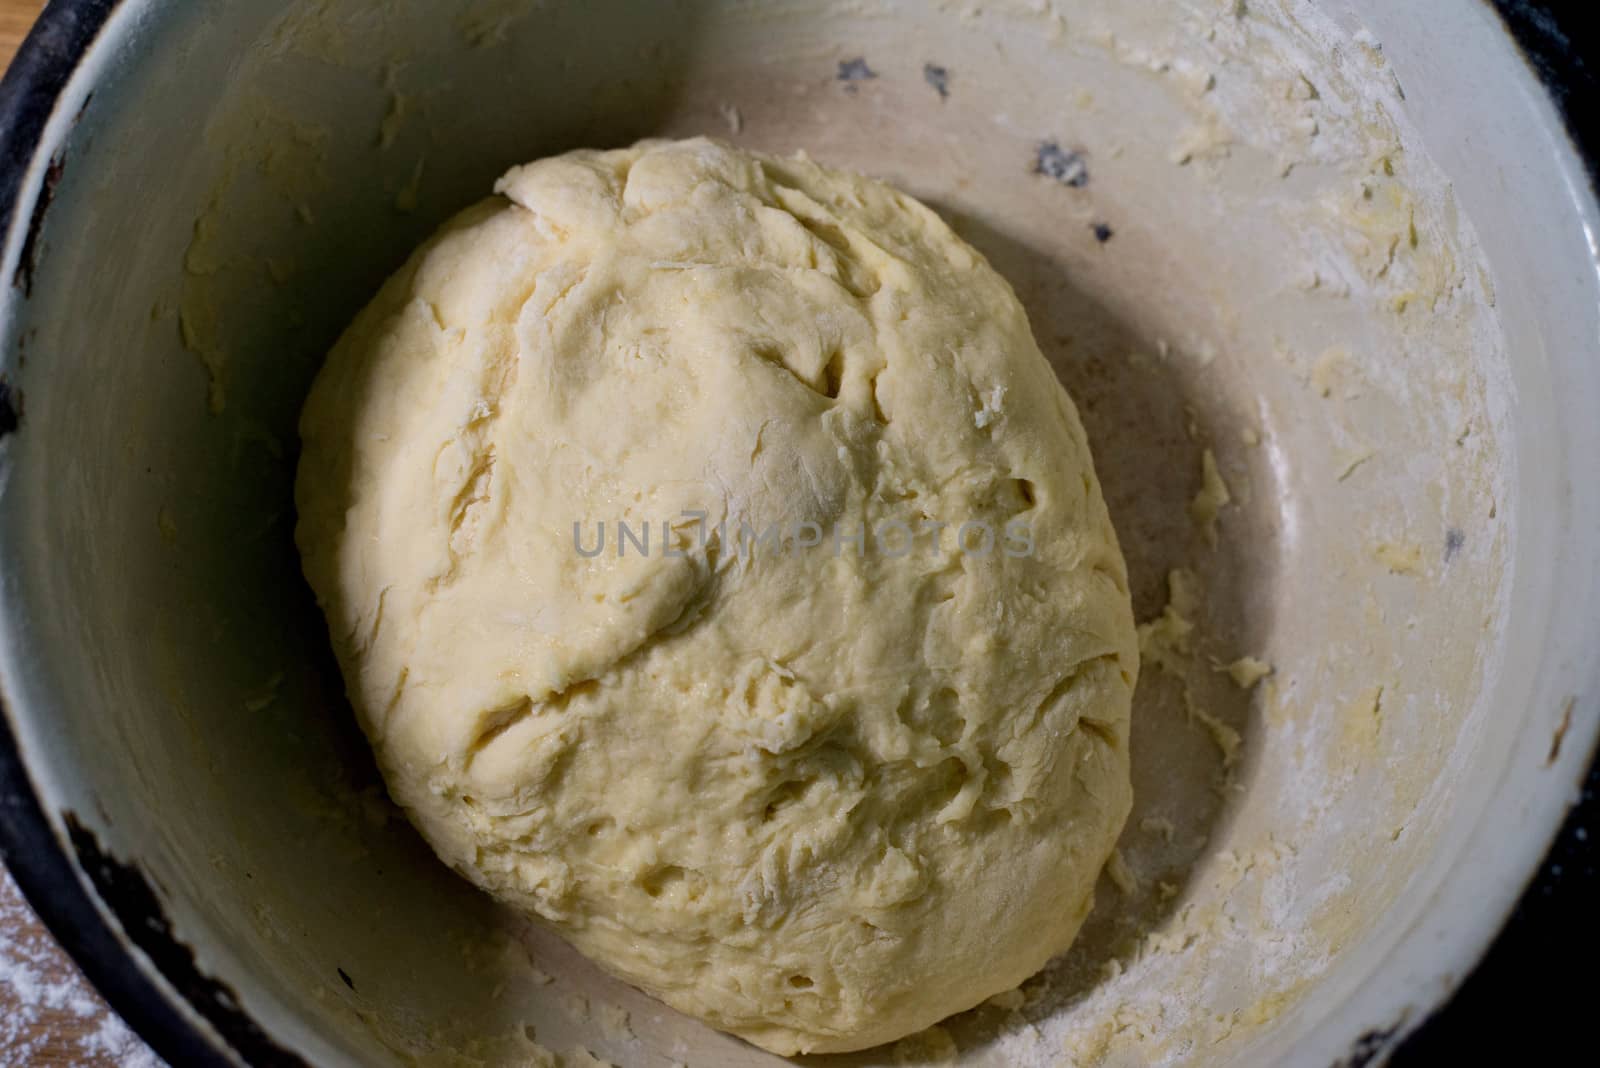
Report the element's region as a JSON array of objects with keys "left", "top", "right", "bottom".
[{"left": 0, "top": 2, "right": 1596, "bottom": 1066}]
